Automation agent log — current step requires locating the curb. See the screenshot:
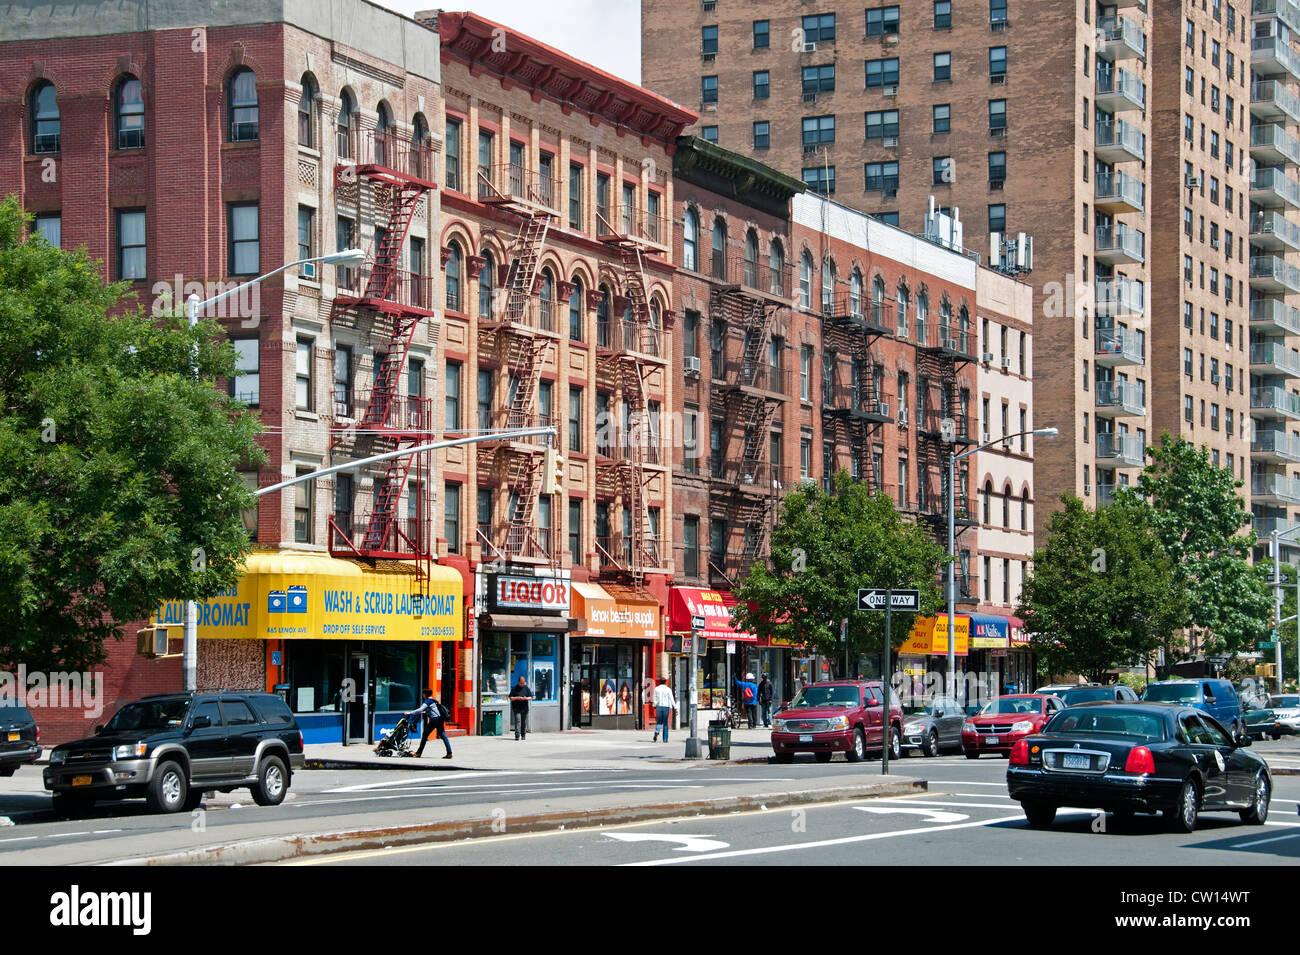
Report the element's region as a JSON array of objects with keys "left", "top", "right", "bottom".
[
  {"left": 1270, "top": 767, "right": 1300, "bottom": 776},
  {"left": 105, "top": 779, "right": 927, "bottom": 866}
]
